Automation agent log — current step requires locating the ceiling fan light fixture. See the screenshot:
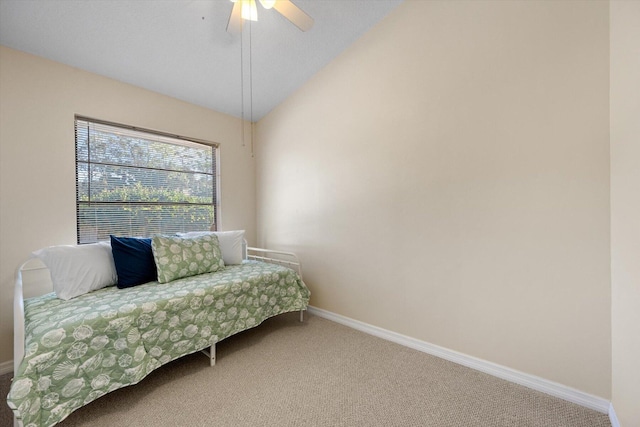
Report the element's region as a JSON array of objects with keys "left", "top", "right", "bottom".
[
  {"left": 241, "top": 0, "right": 258, "bottom": 21},
  {"left": 259, "top": 0, "right": 276, "bottom": 9},
  {"left": 227, "top": 0, "right": 313, "bottom": 33}
]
